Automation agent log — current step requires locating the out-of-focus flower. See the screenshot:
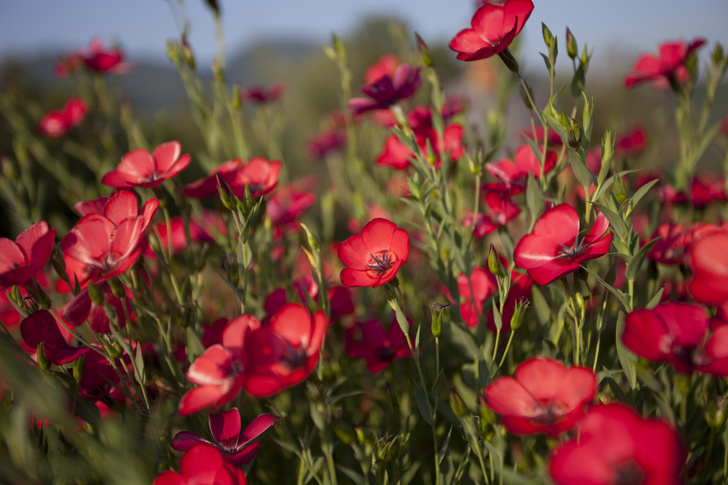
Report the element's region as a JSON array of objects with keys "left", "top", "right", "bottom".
[
  {"left": 687, "top": 228, "right": 728, "bottom": 307},
  {"left": 348, "top": 57, "right": 421, "bottom": 115},
  {"left": 0, "top": 221, "right": 55, "bottom": 289},
  {"left": 306, "top": 129, "right": 347, "bottom": 160},
  {"left": 102, "top": 141, "right": 190, "bottom": 189},
  {"left": 615, "top": 125, "right": 647, "bottom": 157},
  {"left": 55, "top": 38, "right": 130, "bottom": 76},
  {"left": 622, "top": 301, "right": 728, "bottom": 376},
  {"left": 450, "top": 267, "right": 497, "bottom": 328},
  {"left": 449, "top": 0, "right": 534, "bottom": 61},
  {"left": 184, "top": 157, "right": 281, "bottom": 199},
  {"left": 338, "top": 218, "right": 409, "bottom": 288},
  {"left": 171, "top": 409, "right": 278, "bottom": 465},
  {"left": 549, "top": 404, "right": 685, "bottom": 485},
  {"left": 38, "top": 97, "right": 87, "bottom": 137},
  {"left": 20, "top": 309, "right": 88, "bottom": 365},
  {"left": 345, "top": 315, "right": 413, "bottom": 373},
  {"left": 690, "top": 174, "right": 727, "bottom": 208},
  {"left": 484, "top": 357, "right": 596, "bottom": 437},
  {"left": 486, "top": 271, "right": 532, "bottom": 333},
  {"left": 62, "top": 282, "right": 132, "bottom": 334},
  {"left": 625, "top": 38, "right": 706, "bottom": 89},
  {"left": 244, "top": 304, "right": 327, "bottom": 397},
  {"left": 240, "top": 83, "right": 285, "bottom": 104},
  {"left": 266, "top": 178, "right": 317, "bottom": 237},
  {"left": 153, "top": 443, "right": 247, "bottom": 485},
  {"left": 647, "top": 222, "right": 720, "bottom": 266},
  {"left": 485, "top": 145, "right": 558, "bottom": 195},
  {"left": 144, "top": 210, "right": 226, "bottom": 258},
  {"left": 464, "top": 191, "right": 521, "bottom": 237},
  {"left": 514, "top": 204, "right": 612, "bottom": 285}
]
